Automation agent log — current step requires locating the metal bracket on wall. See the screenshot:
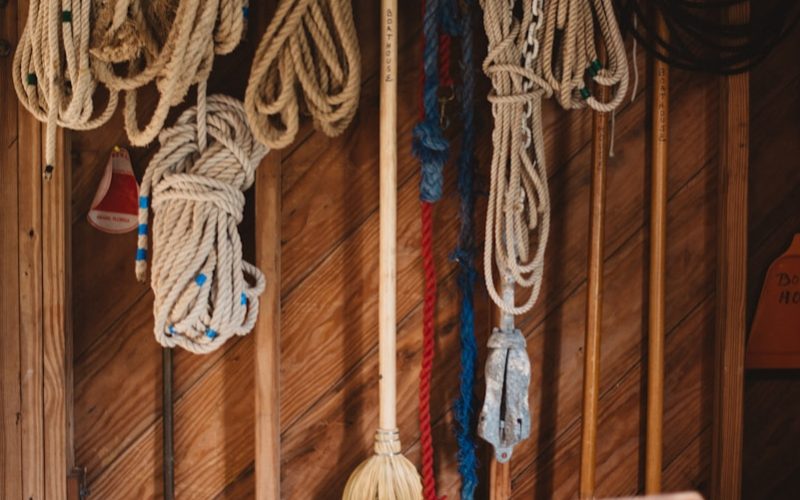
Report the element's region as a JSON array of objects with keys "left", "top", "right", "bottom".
[{"left": 68, "top": 467, "right": 89, "bottom": 500}]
